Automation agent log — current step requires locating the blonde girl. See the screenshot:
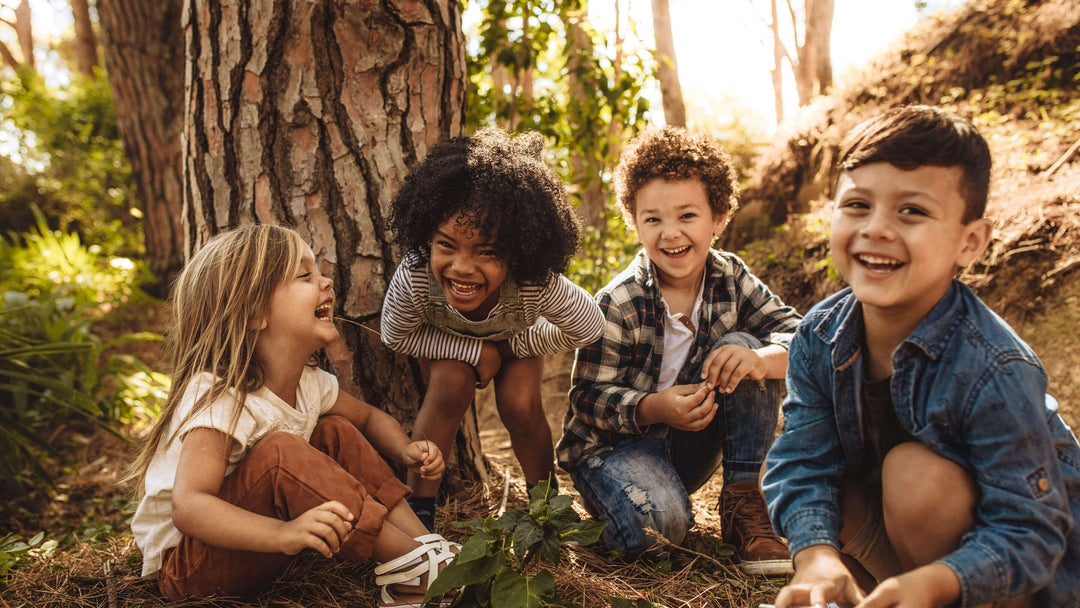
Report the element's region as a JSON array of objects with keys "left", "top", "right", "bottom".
[{"left": 128, "top": 225, "right": 457, "bottom": 607}]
